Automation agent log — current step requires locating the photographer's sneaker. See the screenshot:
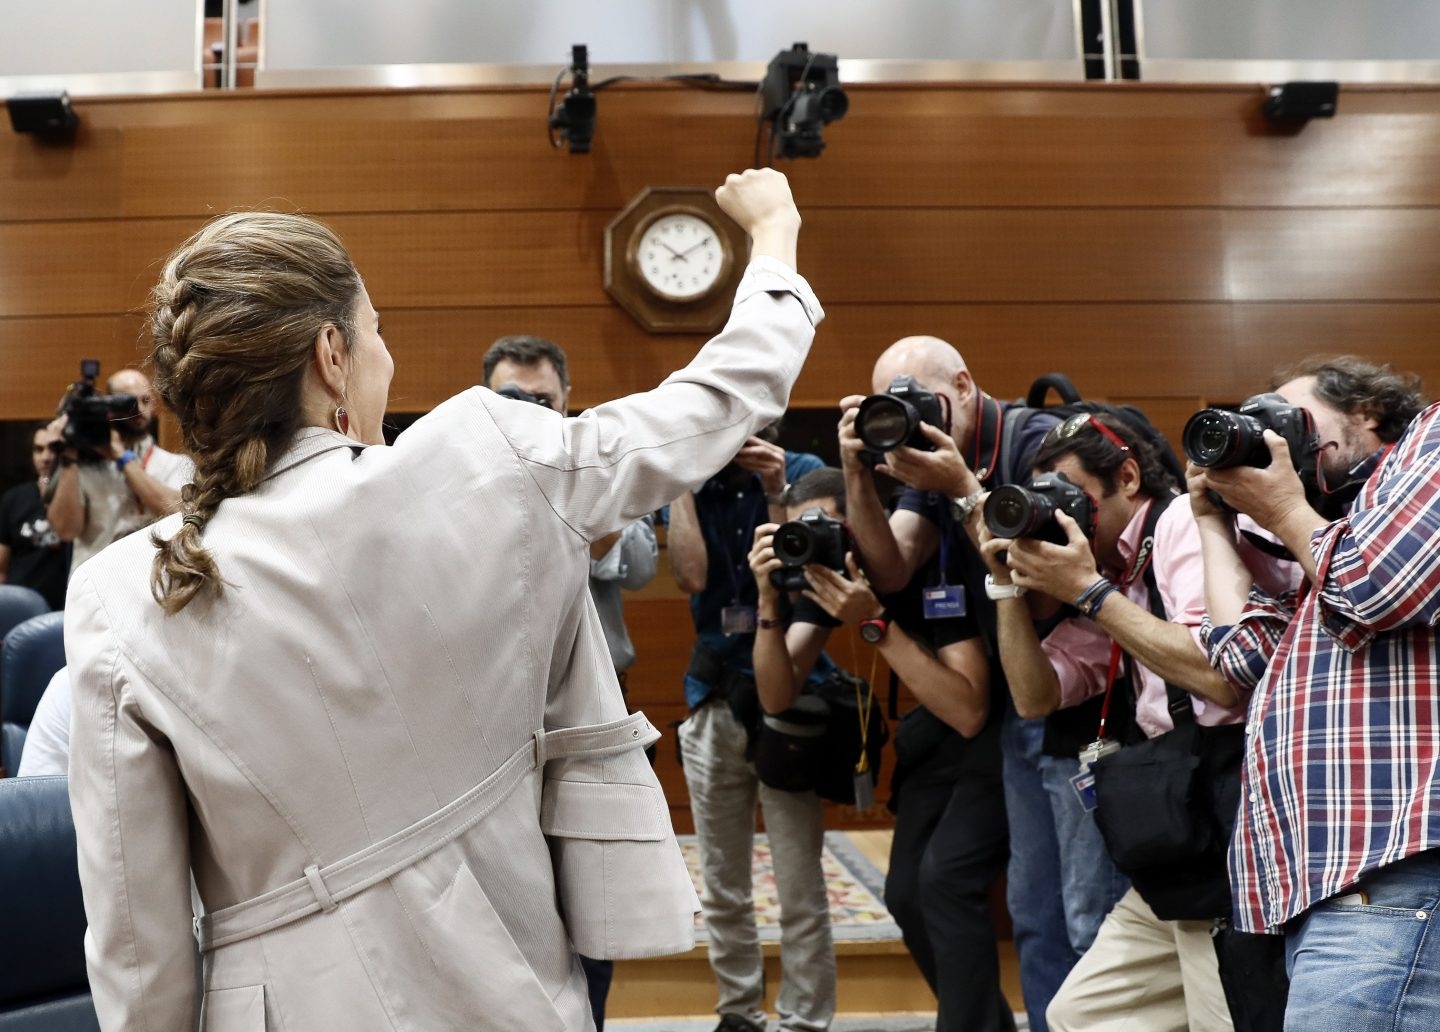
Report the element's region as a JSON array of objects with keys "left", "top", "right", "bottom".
[{"left": 713, "top": 1015, "right": 764, "bottom": 1032}]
